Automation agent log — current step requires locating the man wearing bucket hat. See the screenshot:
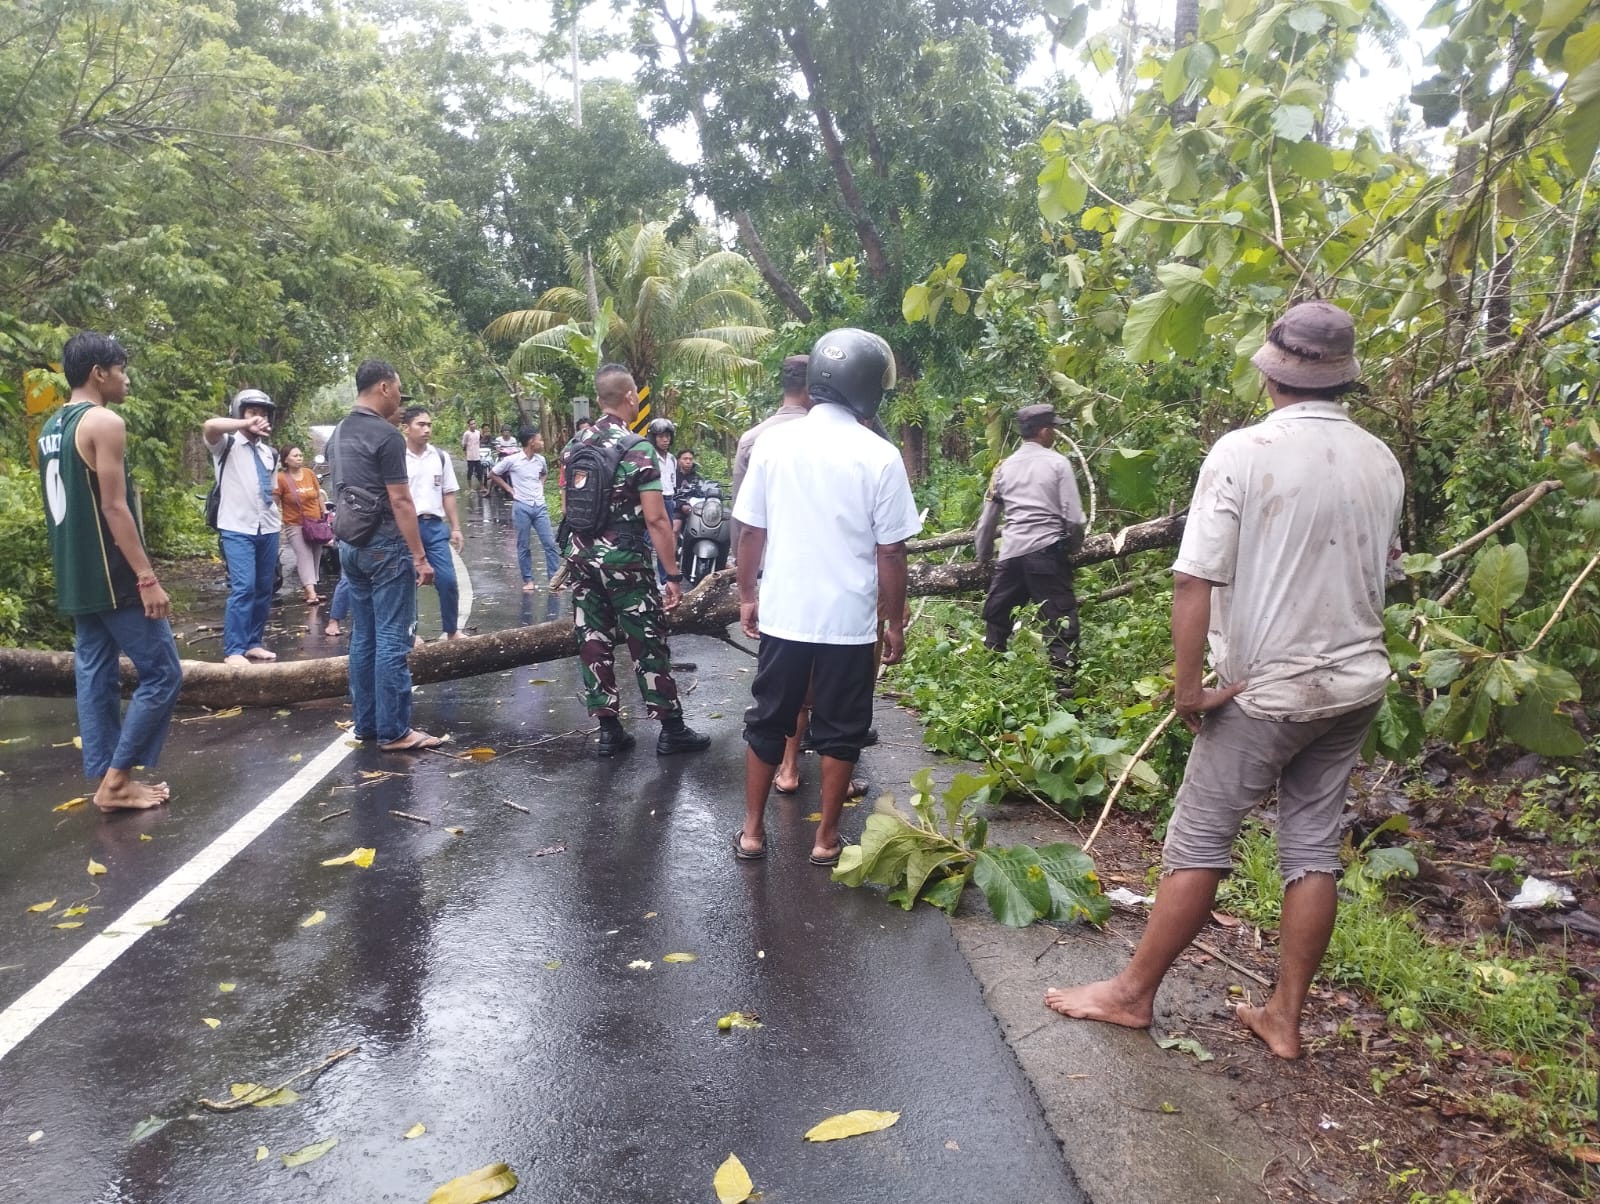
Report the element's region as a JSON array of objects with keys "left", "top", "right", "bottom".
[
  {"left": 974, "top": 402, "right": 1087, "bottom": 672},
  {"left": 1045, "top": 299, "right": 1405, "bottom": 1061}
]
